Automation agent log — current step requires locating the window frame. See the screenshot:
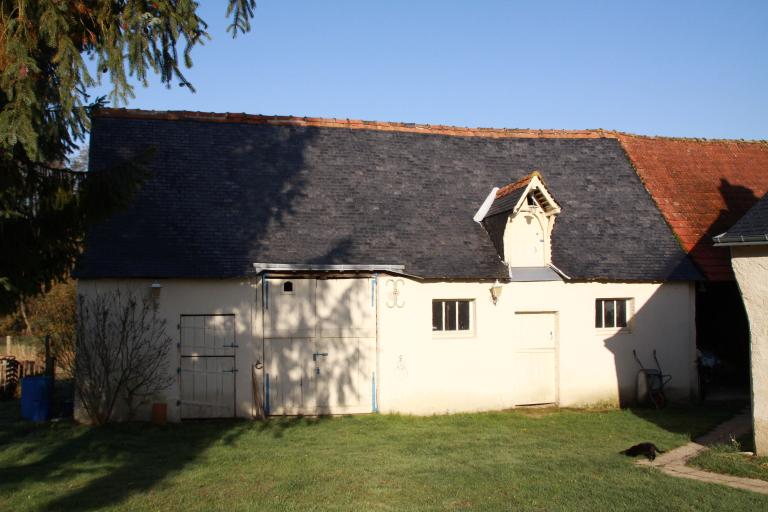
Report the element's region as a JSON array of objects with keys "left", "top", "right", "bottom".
[
  {"left": 595, "top": 298, "right": 633, "bottom": 331},
  {"left": 432, "top": 299, "right": 475, "bottom": 337}
]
